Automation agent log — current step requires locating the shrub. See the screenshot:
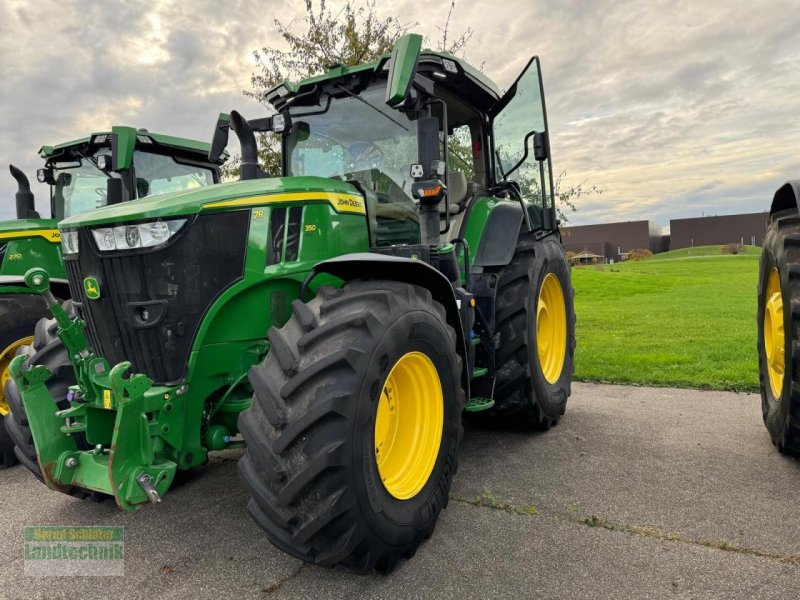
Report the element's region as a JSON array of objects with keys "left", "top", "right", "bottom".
[
  {"left": 721, "top": 243, "right": 745, "bottom": 255},
  {"left": 626, "top": 248, "right": 653, "bottom": 261}
]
